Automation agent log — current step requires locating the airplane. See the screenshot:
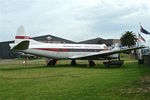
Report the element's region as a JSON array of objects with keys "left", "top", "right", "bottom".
[{"left": 10, "top": 26, "right": 145, "bottom": 67}]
